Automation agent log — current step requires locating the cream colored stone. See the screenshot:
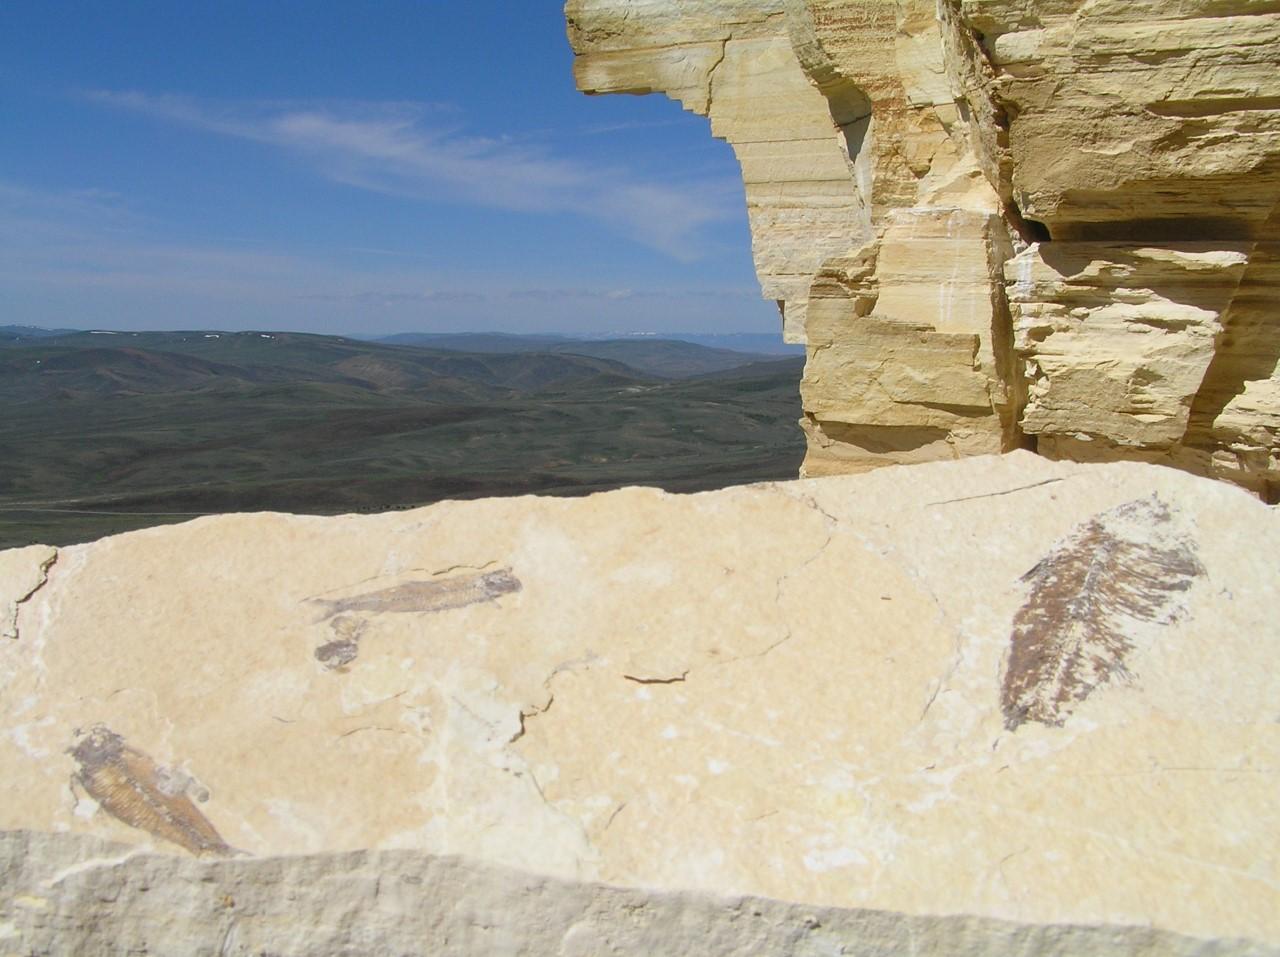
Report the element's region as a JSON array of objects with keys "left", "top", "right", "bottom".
[
  {"left": 5, "top": 831, "right": 1264, "bottom": 956},
  {"left": 1179, "top": 241, "right": 1280, "bottom": 494},
  {"left": 1008, "top": 242, "right": 1250, "bottom": 447},
  {"left": 0, "top": 545, "right": 56, "bottom": 641},
  {"left": 2, "top": 455, "right": 1278, "bottom": 948},
  {"left": 800, "top": 207, "right": 1016, "bottom": 474},
  {"left": 953, "top": 0, "right": 1280, "bottom": 238},
  {"left": 567, "top": 0, "right": 1280, "bottom": 497},
  {"left": 568, "top": 0, "right": 873, "bottom": 343}
]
